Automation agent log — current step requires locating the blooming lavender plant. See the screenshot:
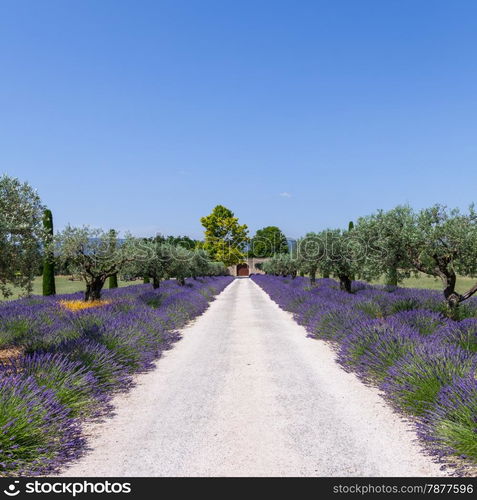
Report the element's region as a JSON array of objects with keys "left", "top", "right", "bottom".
[
  {"left": 251, "top": 274, "right": 477, "bottom": 466},
  {"left": 383, "top": 344, "right": 475, "bottom": 416},
  {"left": 0, "top": 375, "right": 84, "bottom": 476},
  {"left": 1, "top": 352, "right": 104, "bottom": 417},
  {"left": 0, "top": 275, "right": 233, "bottom": 475},
  {"left": 419, "top": 371, "right": 477, "bottom": 461}
]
